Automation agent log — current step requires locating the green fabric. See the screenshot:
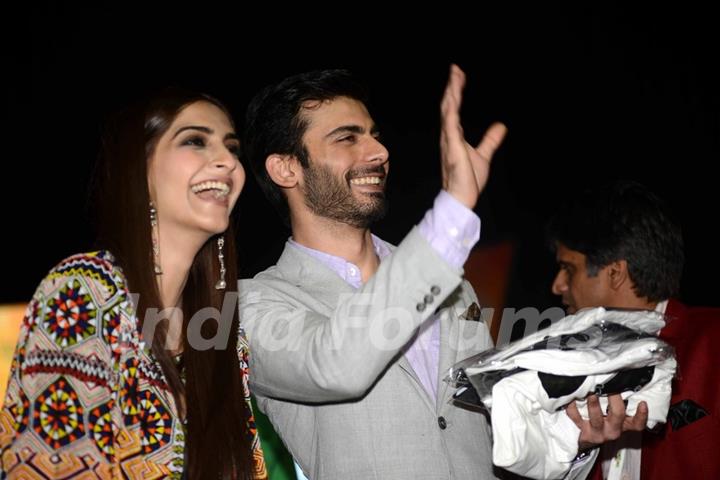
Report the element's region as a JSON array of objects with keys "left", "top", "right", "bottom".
[{"left": 252, "top": 396, "right": 296, "bottom": 479}]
